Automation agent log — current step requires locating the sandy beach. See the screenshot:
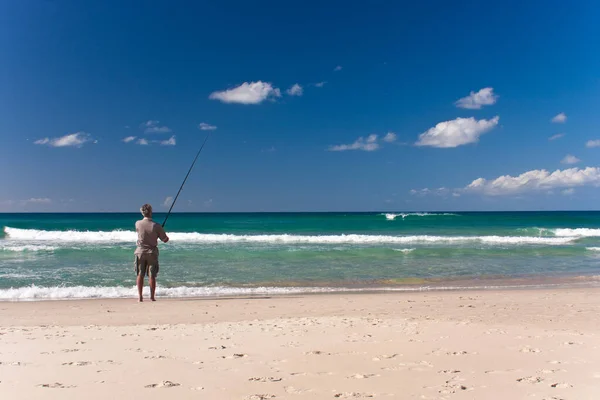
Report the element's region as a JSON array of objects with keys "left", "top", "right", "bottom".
[{"left": 1, "top": 288, "right": 600, "bottom": 399}]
